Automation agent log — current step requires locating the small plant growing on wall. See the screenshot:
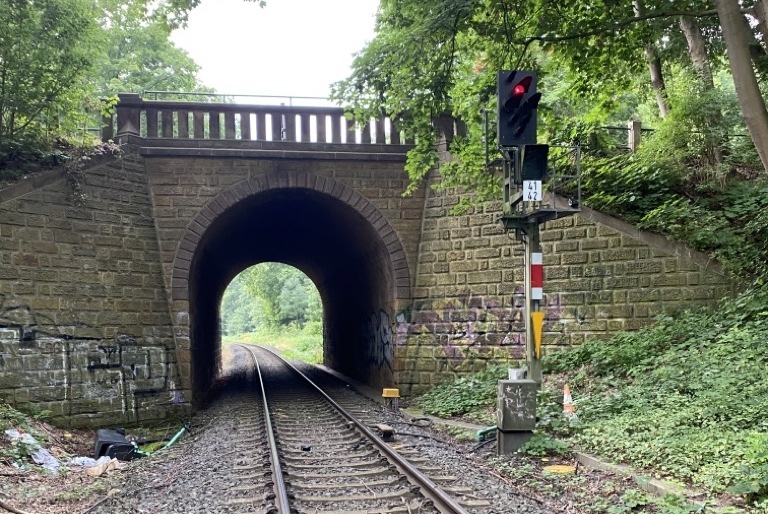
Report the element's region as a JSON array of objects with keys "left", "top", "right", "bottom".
[{"left": 64, "top": 140, "right": 123, "bottom": 206}]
